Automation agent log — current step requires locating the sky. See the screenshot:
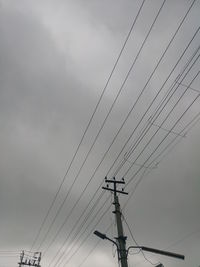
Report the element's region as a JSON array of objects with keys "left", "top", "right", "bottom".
[{"left": 0, "top": 0, "right": 200, "bottom": 267}]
